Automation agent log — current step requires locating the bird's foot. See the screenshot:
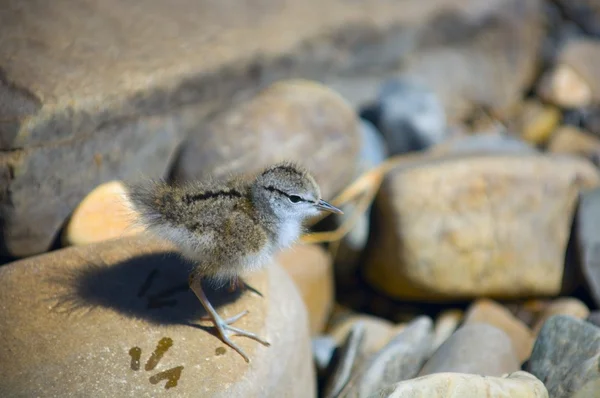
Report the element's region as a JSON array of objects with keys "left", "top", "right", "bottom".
[{"left": 210, "top": 310, "right": 271, "bottom": 363}]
